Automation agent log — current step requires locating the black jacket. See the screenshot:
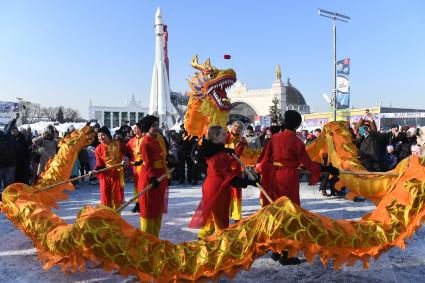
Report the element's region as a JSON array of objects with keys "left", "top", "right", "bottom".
[
  {"left": 12, "top": 132, "right": 31, "bottom": 165},
  {"left": 358, "top": 132, "right": 387, "bottom": 162},
  {"left": 398, "top": 136, "right": 416, "bottom": 161},
  {"left": 0, "top": 131, "right": 17, "bottom": 167}
]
